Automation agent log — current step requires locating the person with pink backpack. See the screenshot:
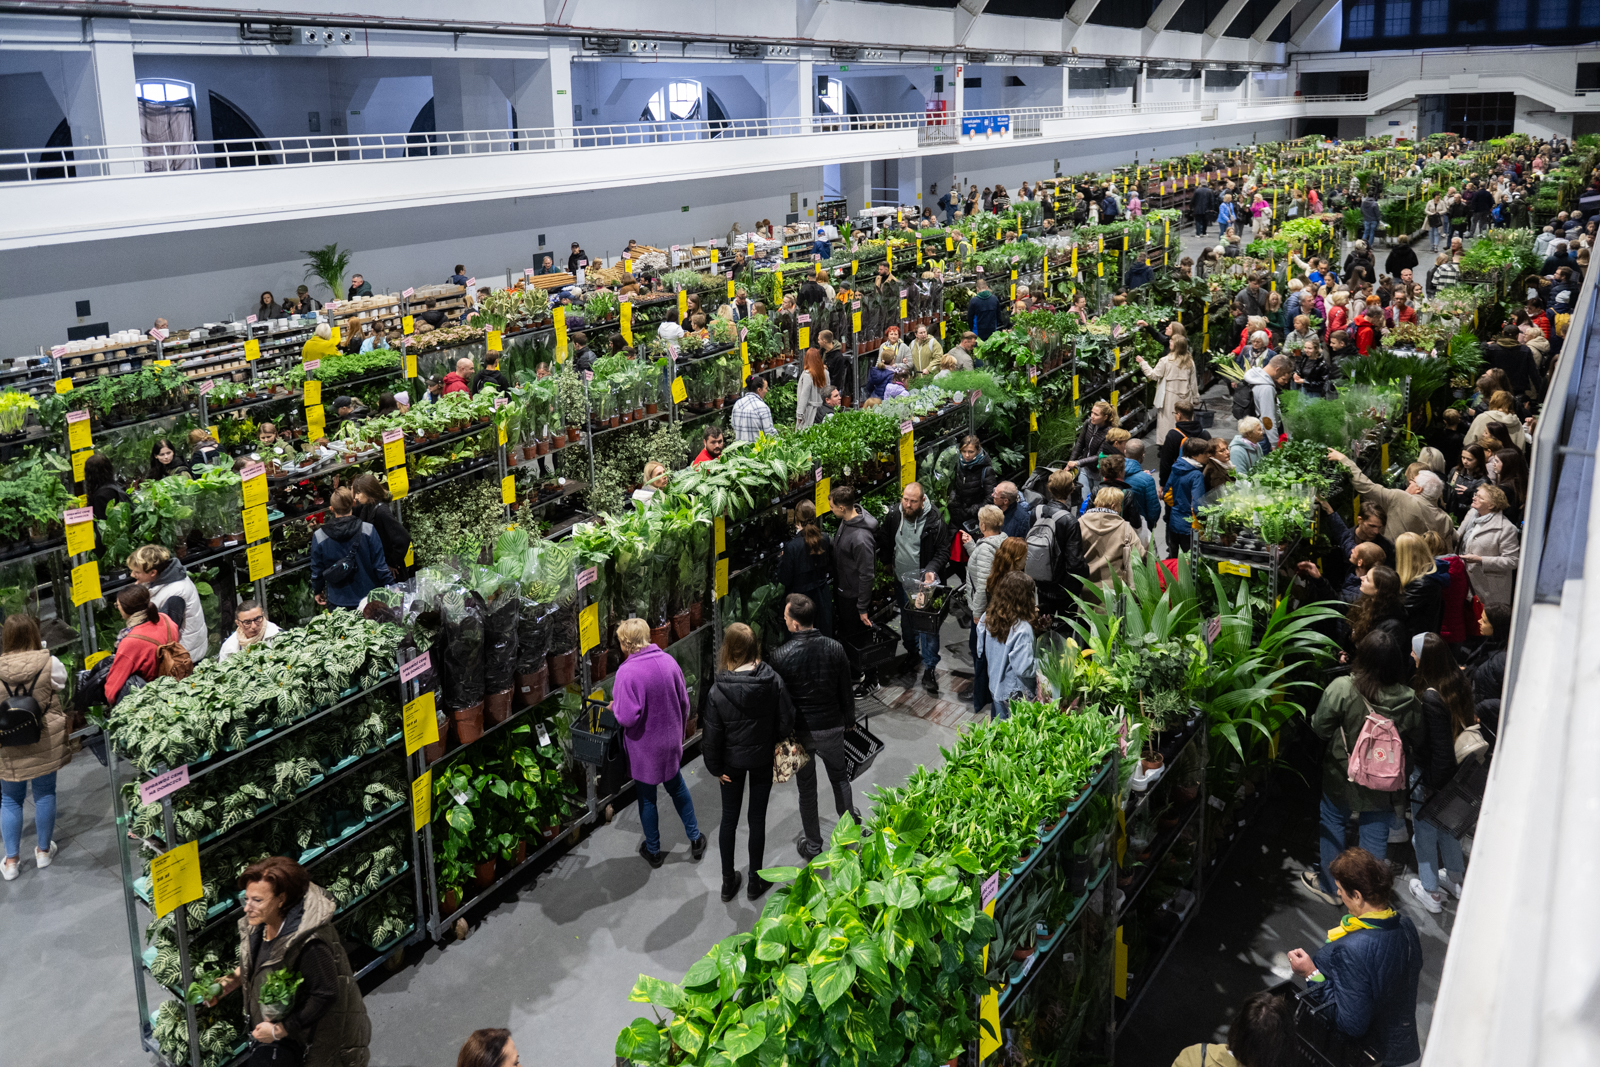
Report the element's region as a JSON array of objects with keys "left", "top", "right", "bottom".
[{"left": 1301, "top": 630, "right": 1421, "bottom": 906}]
